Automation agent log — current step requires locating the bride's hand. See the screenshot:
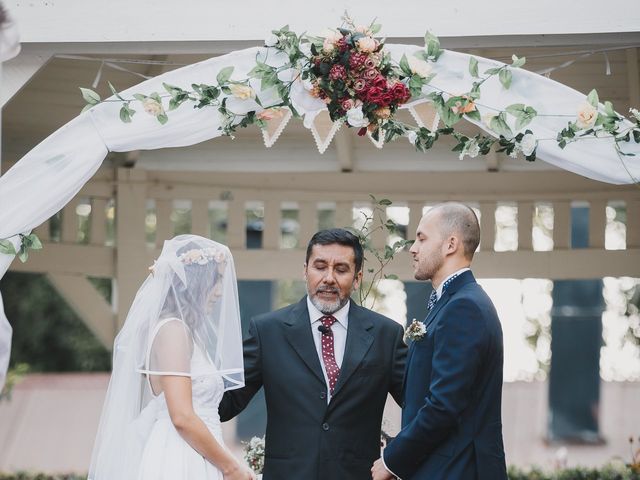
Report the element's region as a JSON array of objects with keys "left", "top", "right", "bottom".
[{"left": 223, "top": 462, "right": 256, "bottom": 480}]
